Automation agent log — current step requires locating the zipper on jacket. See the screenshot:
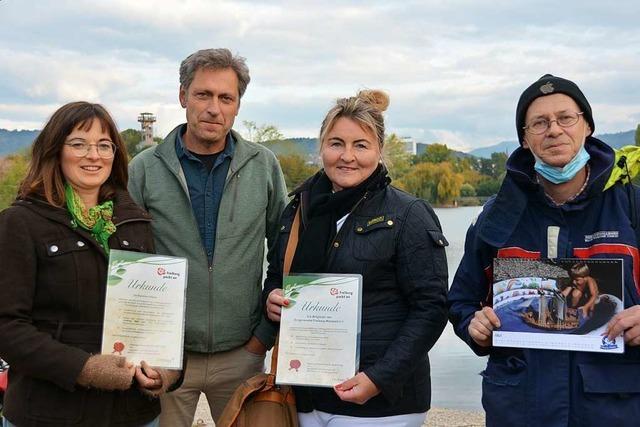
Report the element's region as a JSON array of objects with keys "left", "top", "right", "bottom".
[
  {"left": 207, "top": 149, "right": 258, "bottom": 351},
  {"left": 222, "top": 149, "right": 259, "bottom": 224},
  {"left": 208, "top": 264, "right": 213, "bottom": 352},
  {"left": 228, "top": 172, "right": 240, "bottom": 222},
  {"left": 299, "top": 196, "right": 306, "bottom": 229}
]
